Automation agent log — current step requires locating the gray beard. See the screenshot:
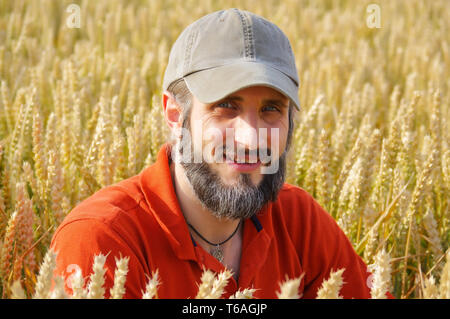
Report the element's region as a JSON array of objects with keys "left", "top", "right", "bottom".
[{"left": 178, "top": 143, "right": 287, "bottom": 220}]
